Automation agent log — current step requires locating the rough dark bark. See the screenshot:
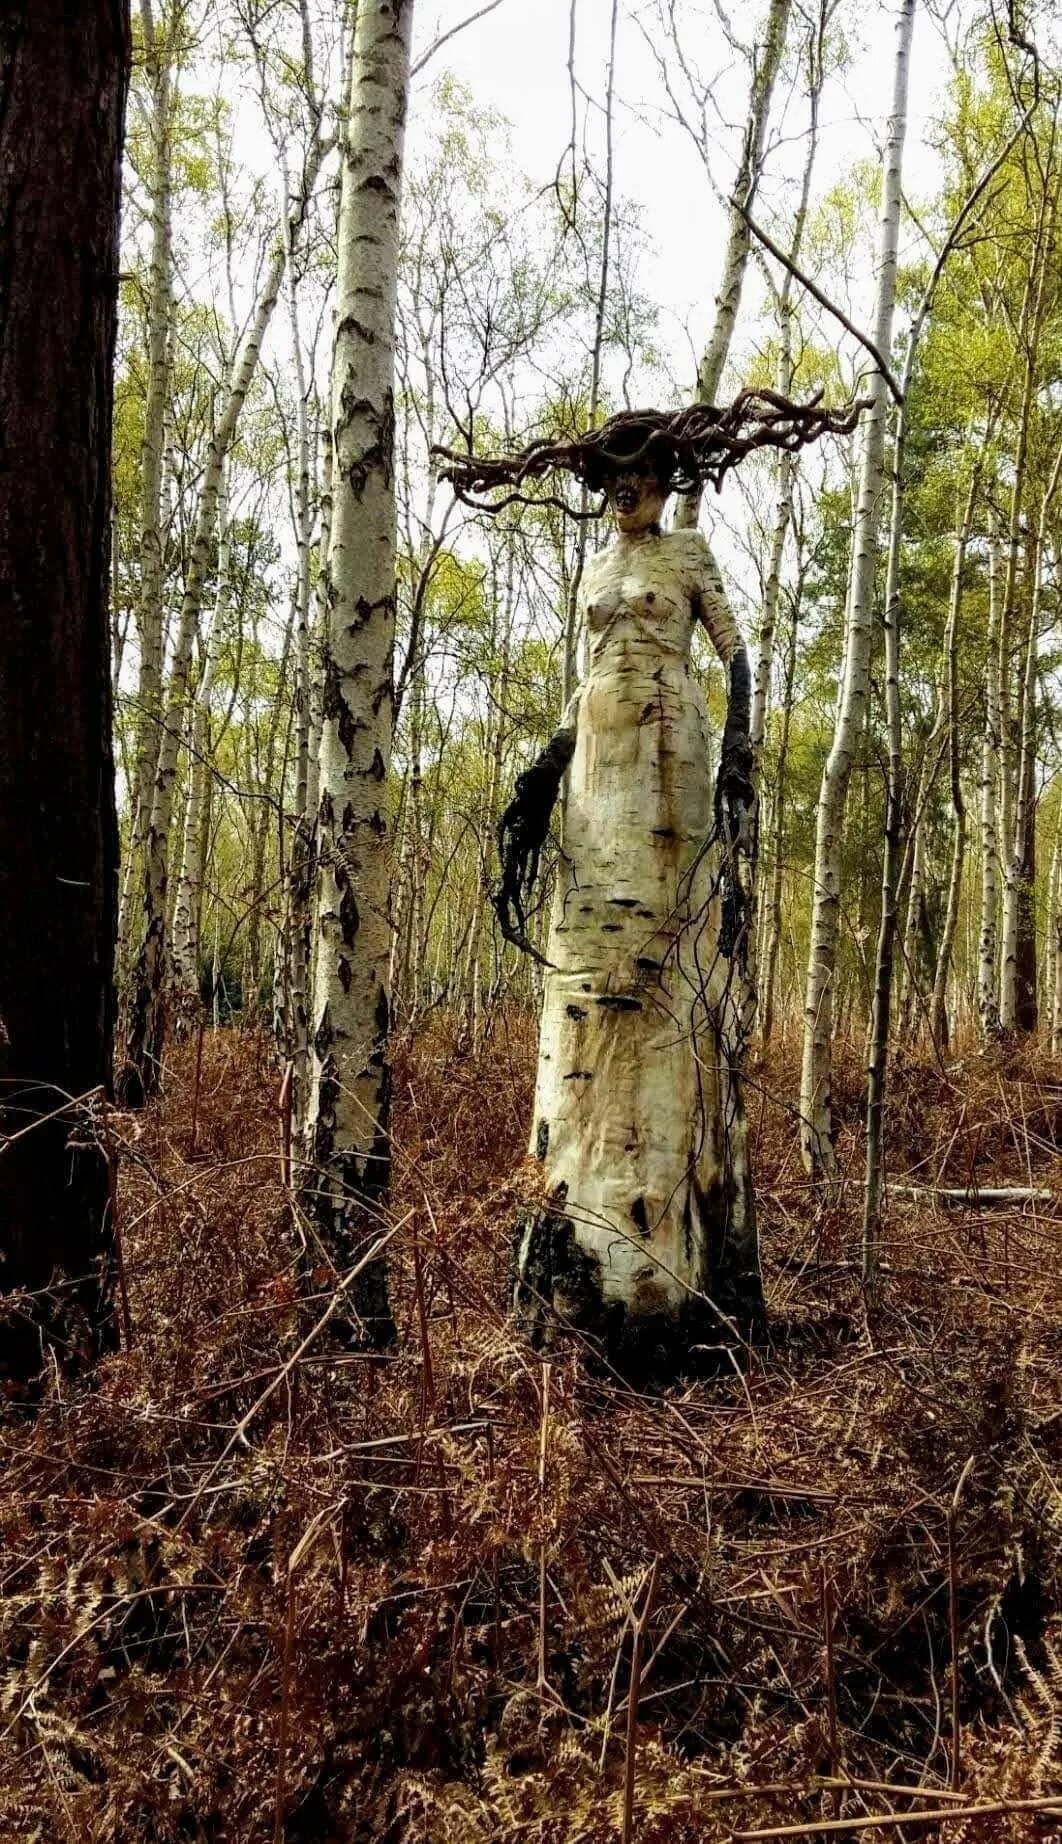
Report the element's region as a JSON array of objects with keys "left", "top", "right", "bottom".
[{"left": 0, "top": 0, "right": 128, "bottom": 1382}]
